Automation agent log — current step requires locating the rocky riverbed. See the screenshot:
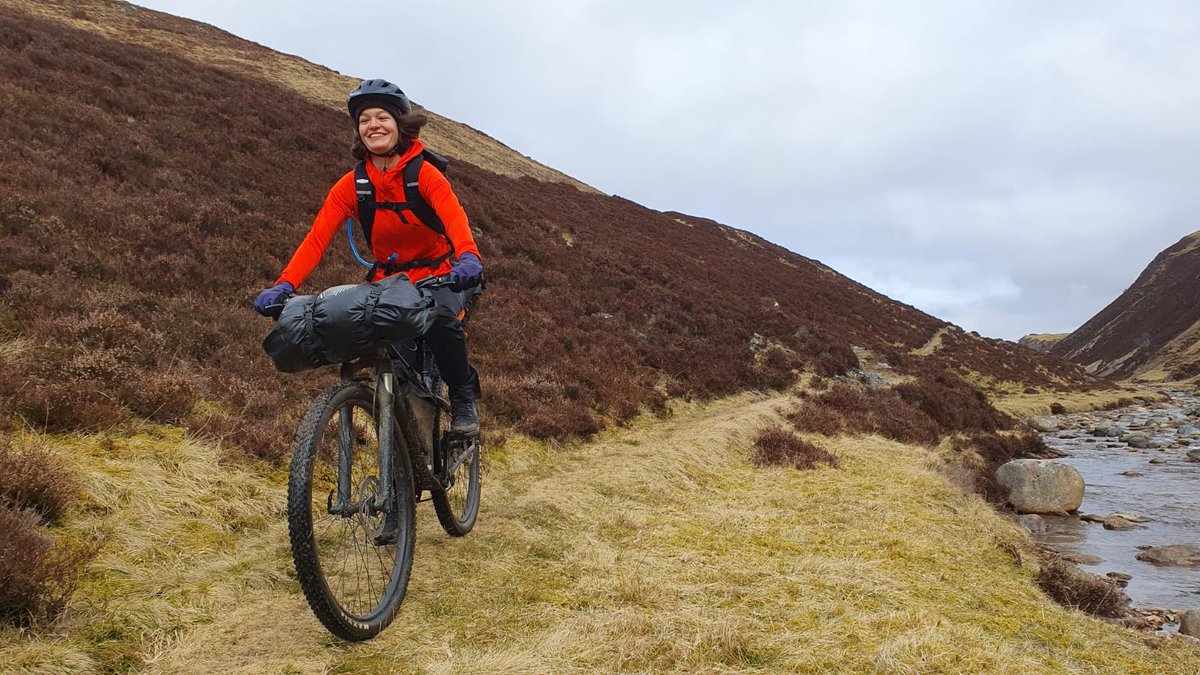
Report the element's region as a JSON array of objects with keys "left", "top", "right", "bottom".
[{"left": 1027, "top": 390, "right": 1200, "bottom": 629}]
